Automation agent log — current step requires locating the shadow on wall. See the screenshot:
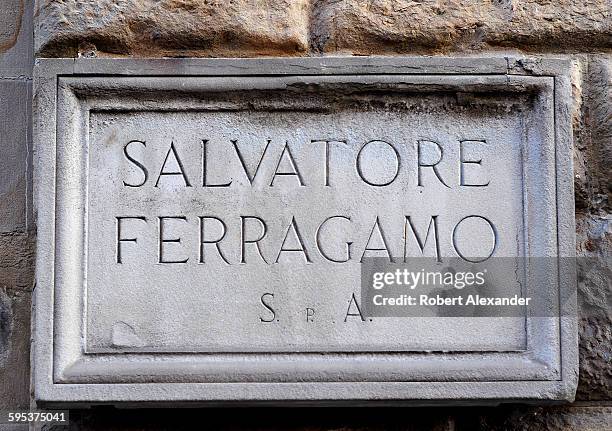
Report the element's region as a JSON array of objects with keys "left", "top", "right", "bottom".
[{"left": 62, "top": 405, "right": 612, "bottom": 431}]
